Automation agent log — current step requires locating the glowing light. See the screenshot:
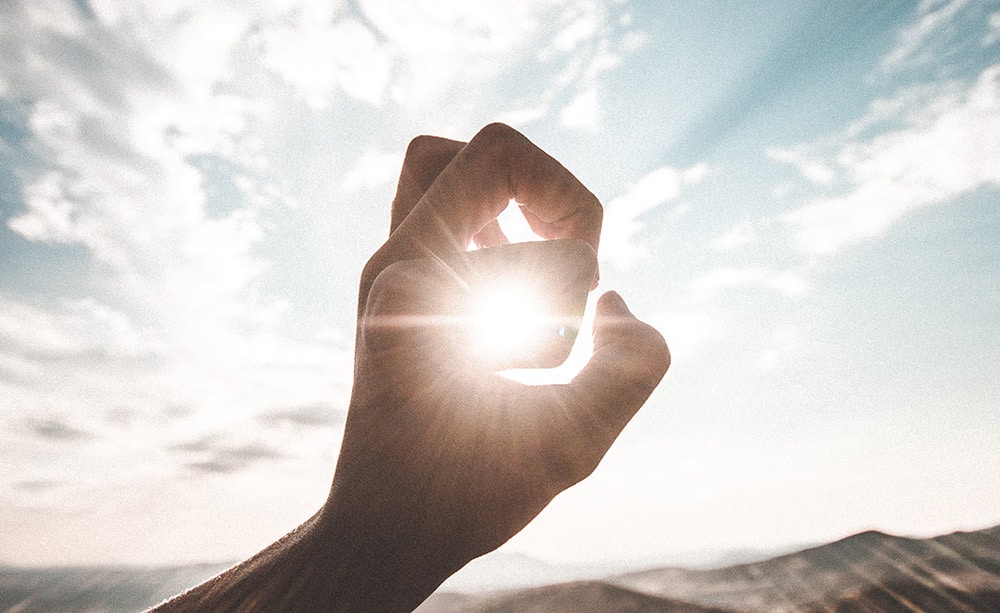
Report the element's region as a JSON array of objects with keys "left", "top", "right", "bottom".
[
  {"left": 467, "top": 282, "right": 553, "bottom": 362},
  {"left": 435, "top": 239, "right": 597, "bottom": 371},
  {"left": 496, "top": 199, "right": 544, "bottom": 243}
]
